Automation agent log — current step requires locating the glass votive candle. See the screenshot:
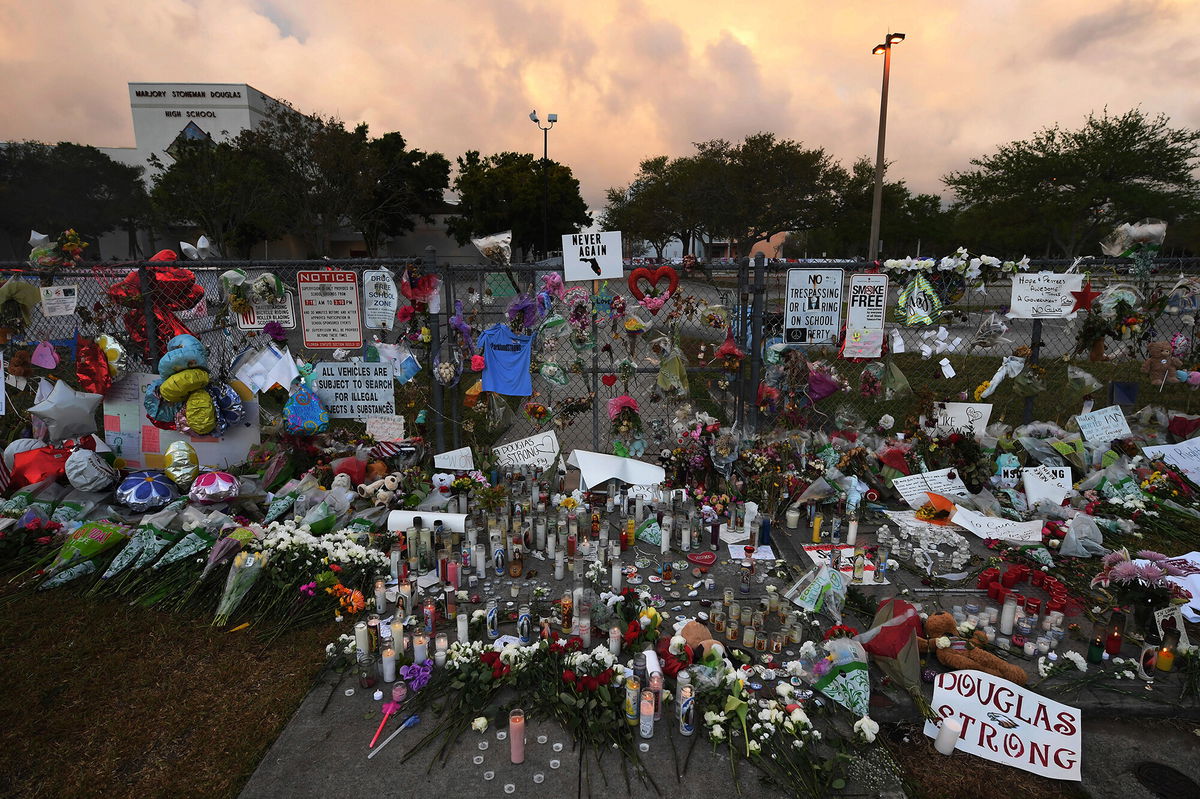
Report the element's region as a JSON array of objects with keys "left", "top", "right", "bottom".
[
  {"left": 755, "top": 632, "right": 768, "bottom": 651},
  {"left": 739, "top": 606, "right": 752, "bottom": 626},
  {"left": 751, "top": 611, "right": 765, "bottom": 630},
  {"left": 1022, "top": 640, "right": 1037, "bottom": 657},
  {"left": 788, "top": 625, "right": 803, "bottom": 644},
  {"left": 724, "top": 588, "right": 734, "bottom": 606},
  {"left": 435, "top": 632, "right": 449, "bottom": 652},
  {"left": 770, "top": 632, "right": 784, "bottom": 654},
  {"left": 712, "top": 612, "right": 727, "bottom": 633},
  {"left": 728, "top": 601, "right": 741, "bottom": 622},
  {"left": 995, "top": 636, "right": 1010, "bottom": 651},
  {"left": 1036, "top": 636, "right": 1051, "bottom": 655},
  {"left": 726, "top": 620, "right": 739, "bottom": 642},
  {"left": 983, "top": 625, "right": 996, "bottom": 642},
  {"left": 964, "top": 601, "right": 981, "bottom": 615},
  {"left": 987, "top": 606, "right": 1000, "bottom": 625},
  {"left": 742, "top": 625, "right": 756, "bottom": 648}
]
